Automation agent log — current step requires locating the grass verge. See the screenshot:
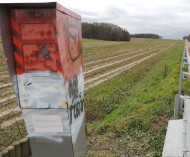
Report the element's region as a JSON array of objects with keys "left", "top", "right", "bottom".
[{"left": 85, "top": 41, "right": 188, "bottom": 156}]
